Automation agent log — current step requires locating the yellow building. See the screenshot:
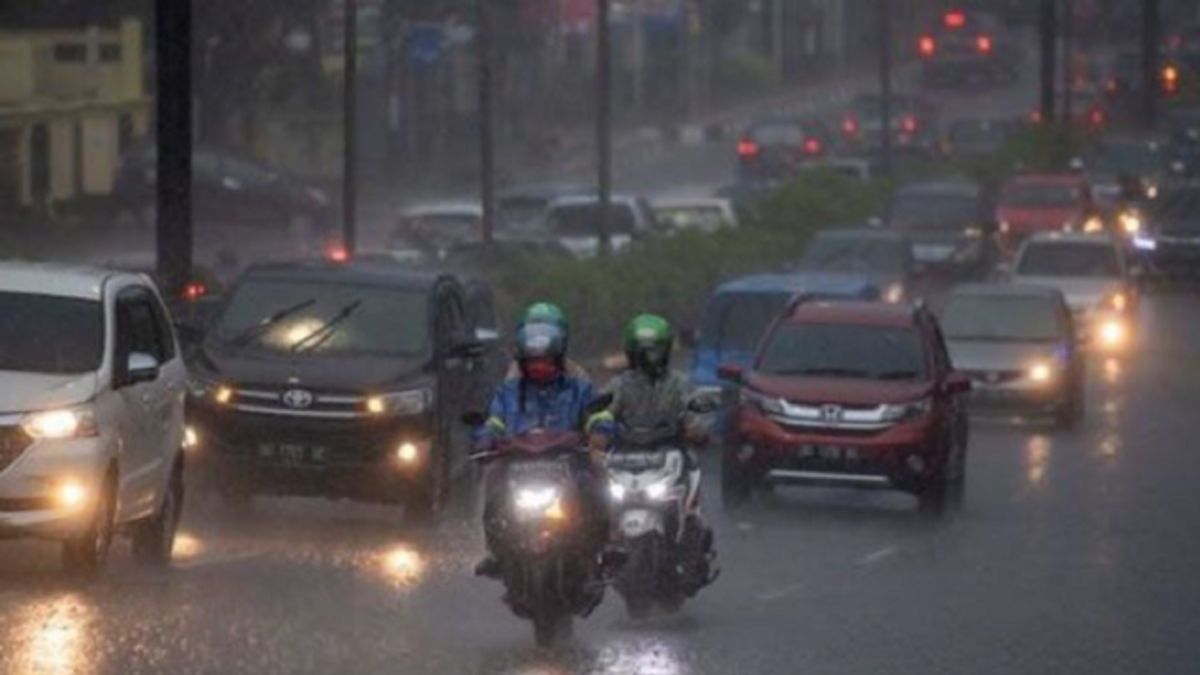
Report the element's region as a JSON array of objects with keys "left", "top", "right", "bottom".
[{"left": 0, "top": 17, "right": 149, "bottom": 212}]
